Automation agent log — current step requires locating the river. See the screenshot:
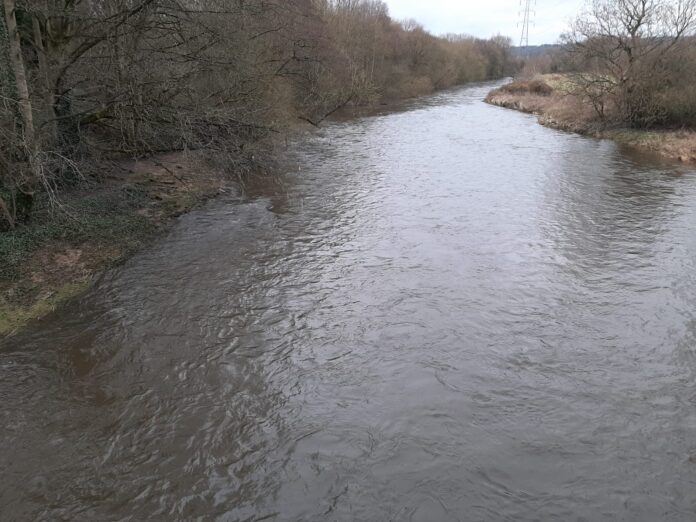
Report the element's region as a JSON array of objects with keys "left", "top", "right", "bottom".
[{"left": 2, "top": 82, "right": 696, "bottom": 521}]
